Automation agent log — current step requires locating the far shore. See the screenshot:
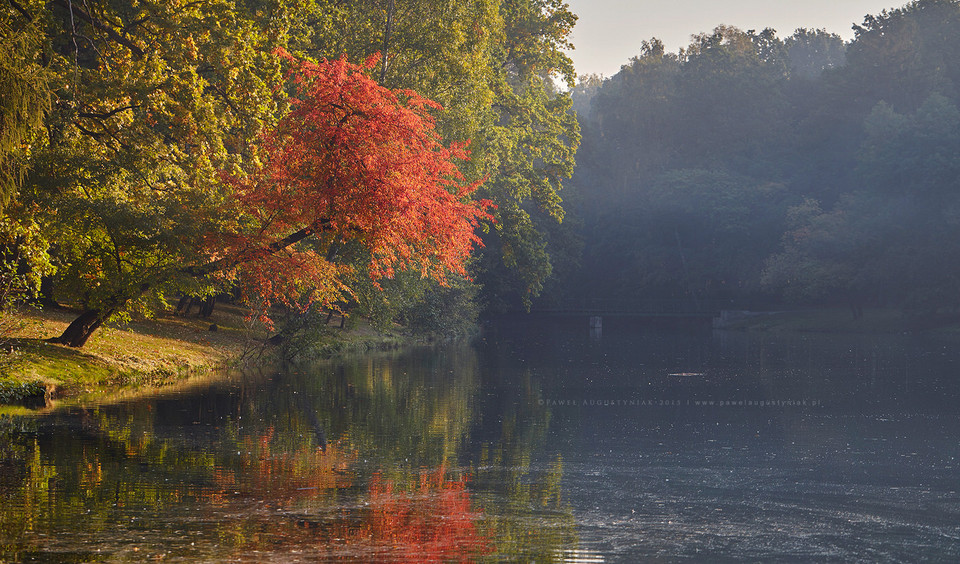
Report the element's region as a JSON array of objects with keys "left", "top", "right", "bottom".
[{"left": 715, "top": 307, "right": 960, "bottom": 335}]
